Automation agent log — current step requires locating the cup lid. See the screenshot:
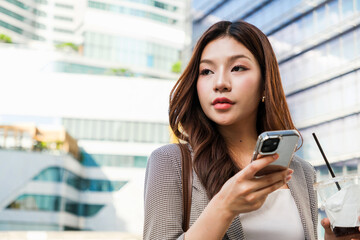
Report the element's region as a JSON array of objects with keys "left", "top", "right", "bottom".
[{"left": 313, "top": 174, "right": 360, "bottom": 190}]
